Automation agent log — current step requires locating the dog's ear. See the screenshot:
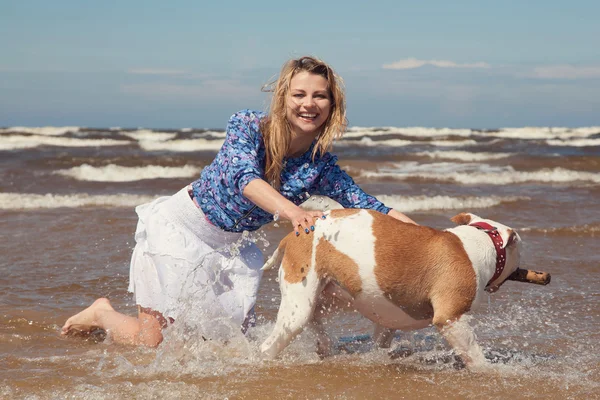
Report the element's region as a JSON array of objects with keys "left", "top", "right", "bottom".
[
  {"left": 450, "top": 212, "right": 472, "bottom": 225},
  {"left": 503, "top": 229, "right": 518, "bottom": 248}
]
